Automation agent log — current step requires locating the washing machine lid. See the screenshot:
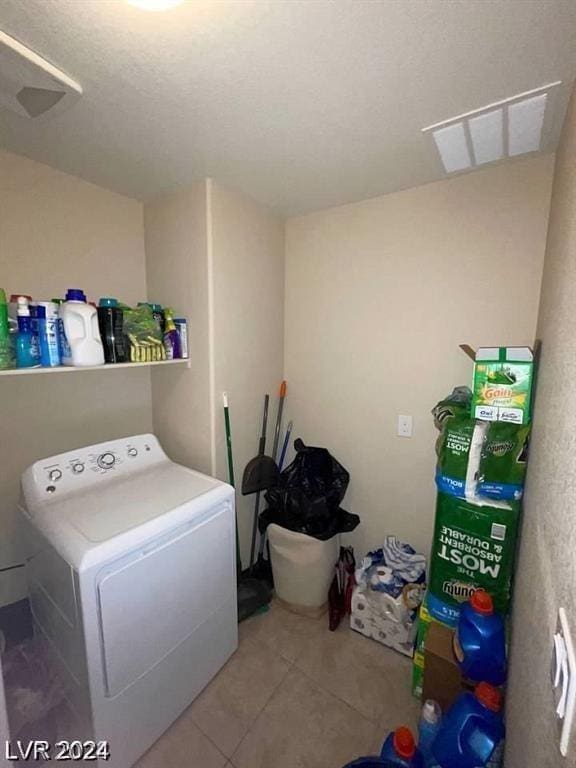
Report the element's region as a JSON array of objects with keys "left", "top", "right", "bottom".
[
  {"left": 59, "top": 463, "right": 218, "bottom": 543},
  {"left": 21, "top": 434, "right": 234, "bottom": 569}
]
